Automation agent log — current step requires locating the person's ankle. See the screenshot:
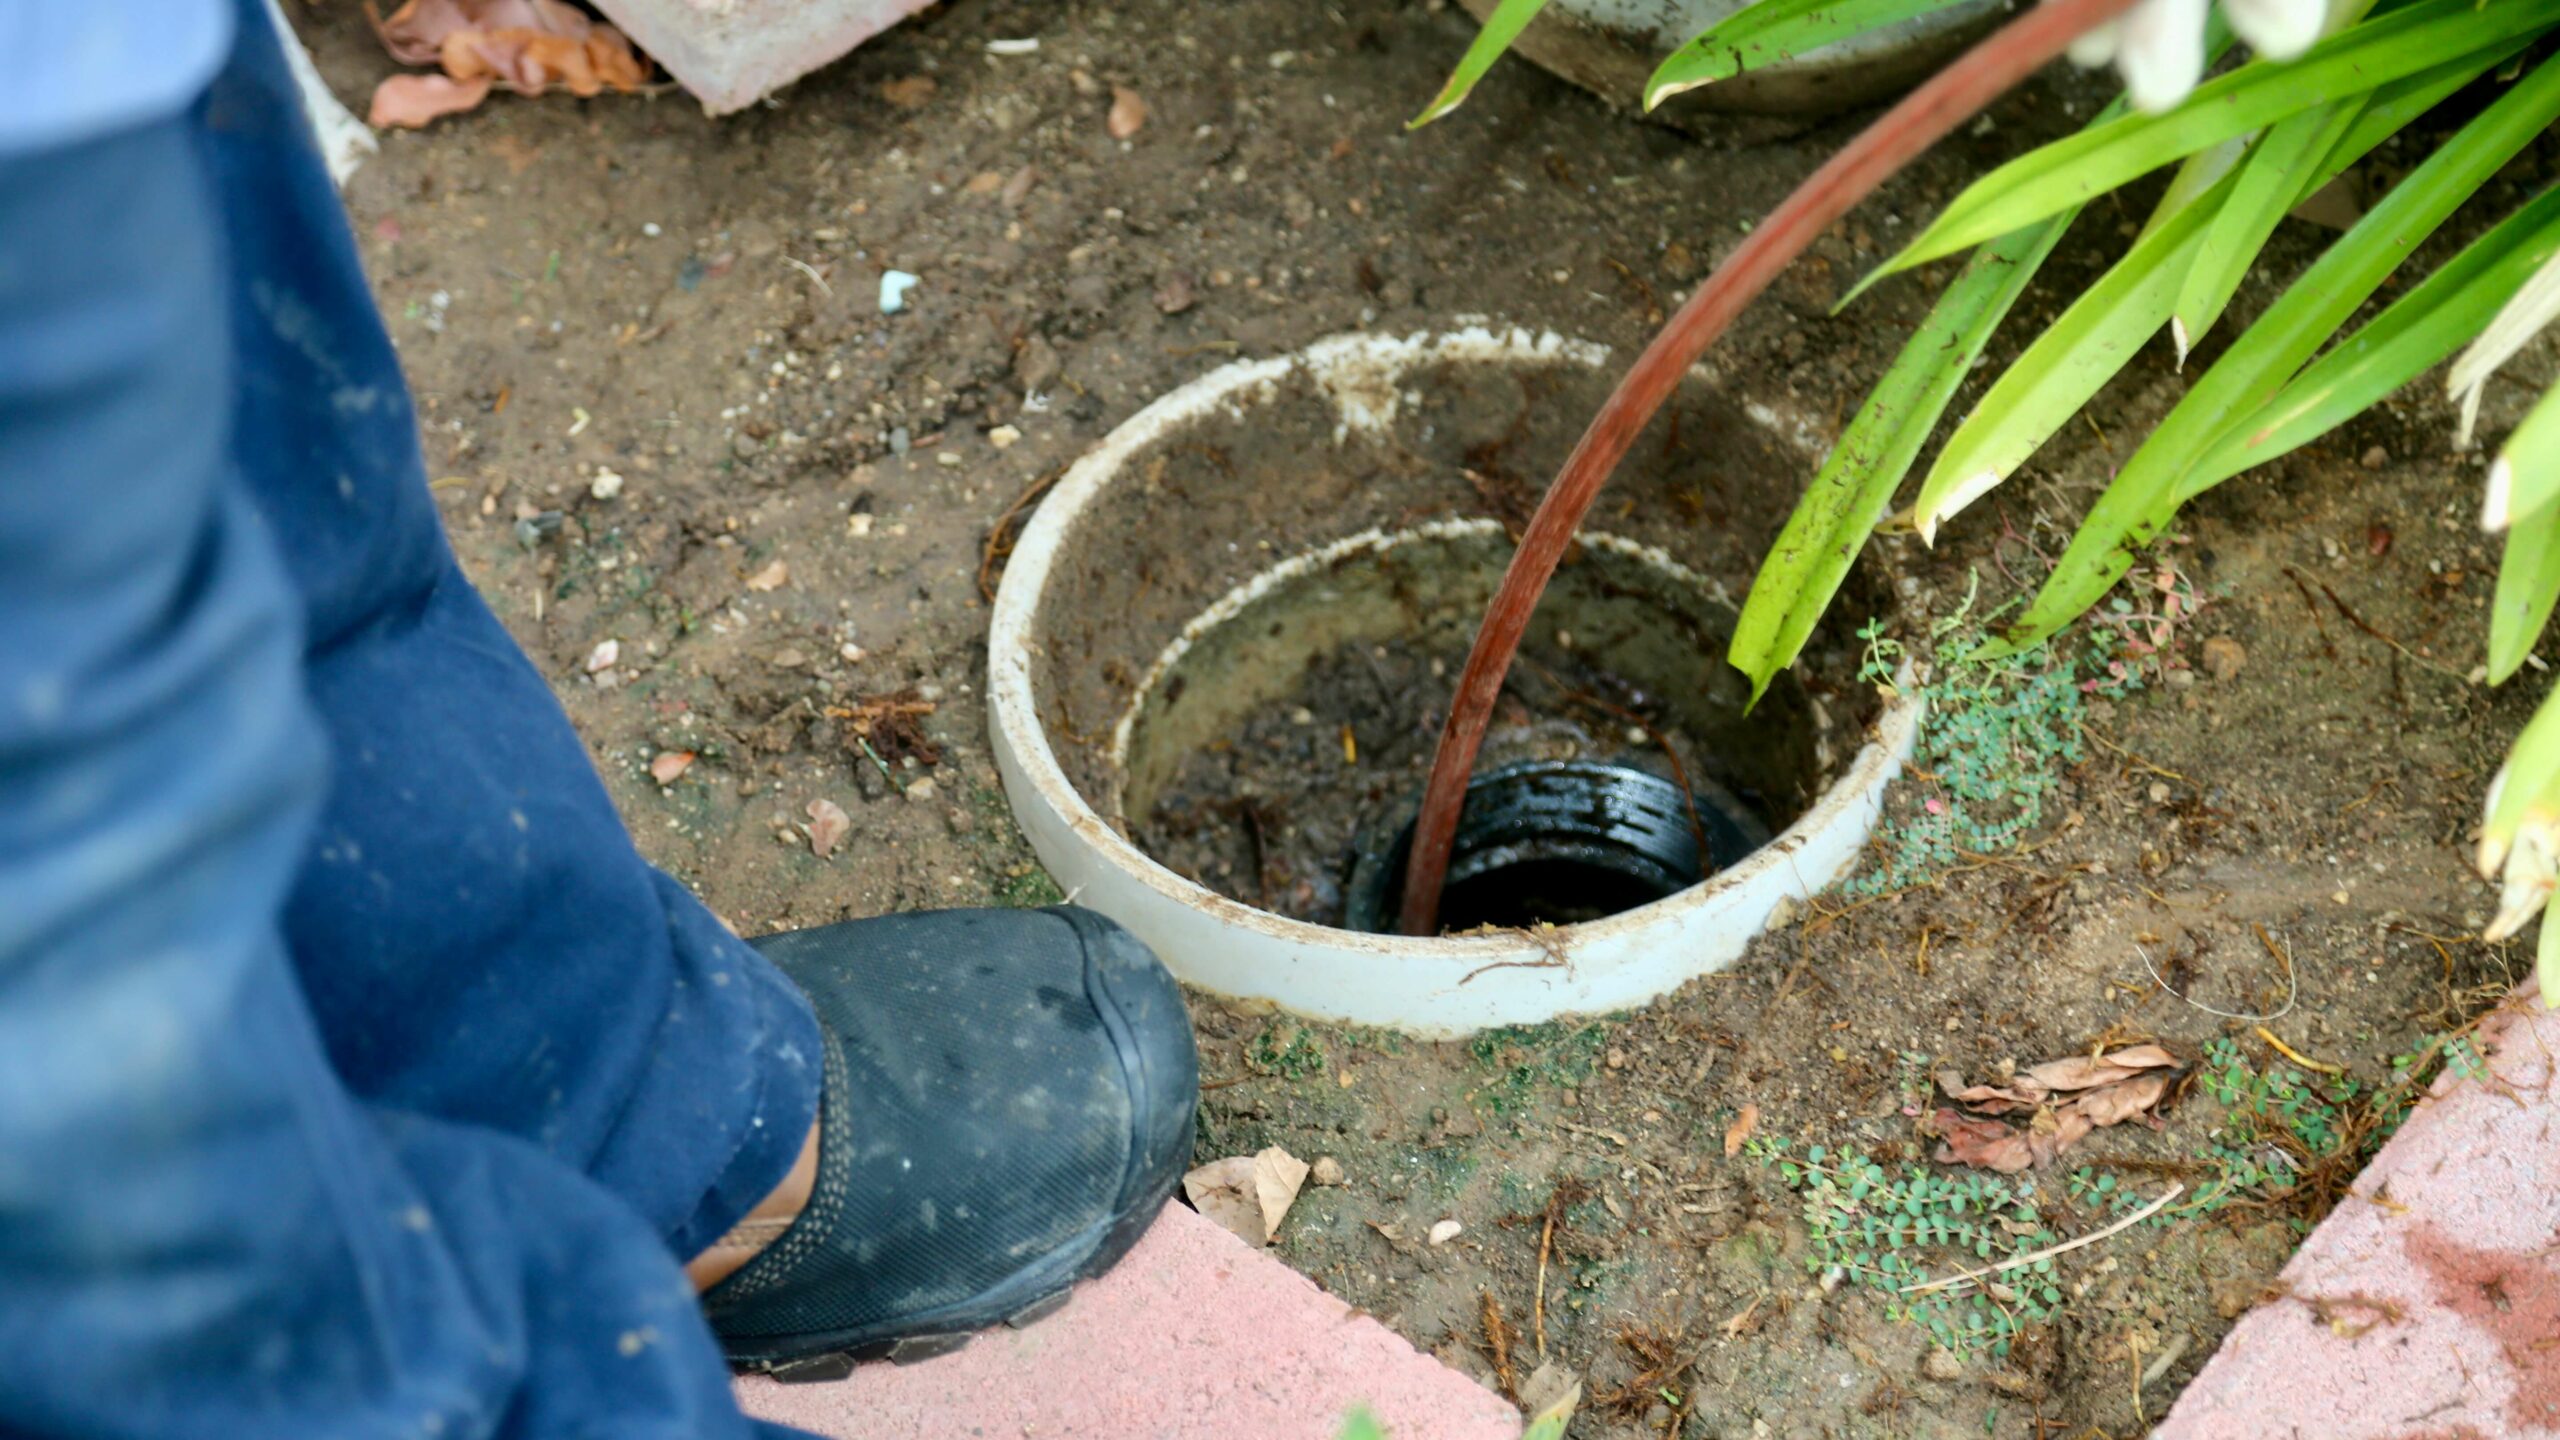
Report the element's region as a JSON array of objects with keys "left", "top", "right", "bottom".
[{"left": 687, "top": 1118, "right": 821, "bottom": 1291}]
